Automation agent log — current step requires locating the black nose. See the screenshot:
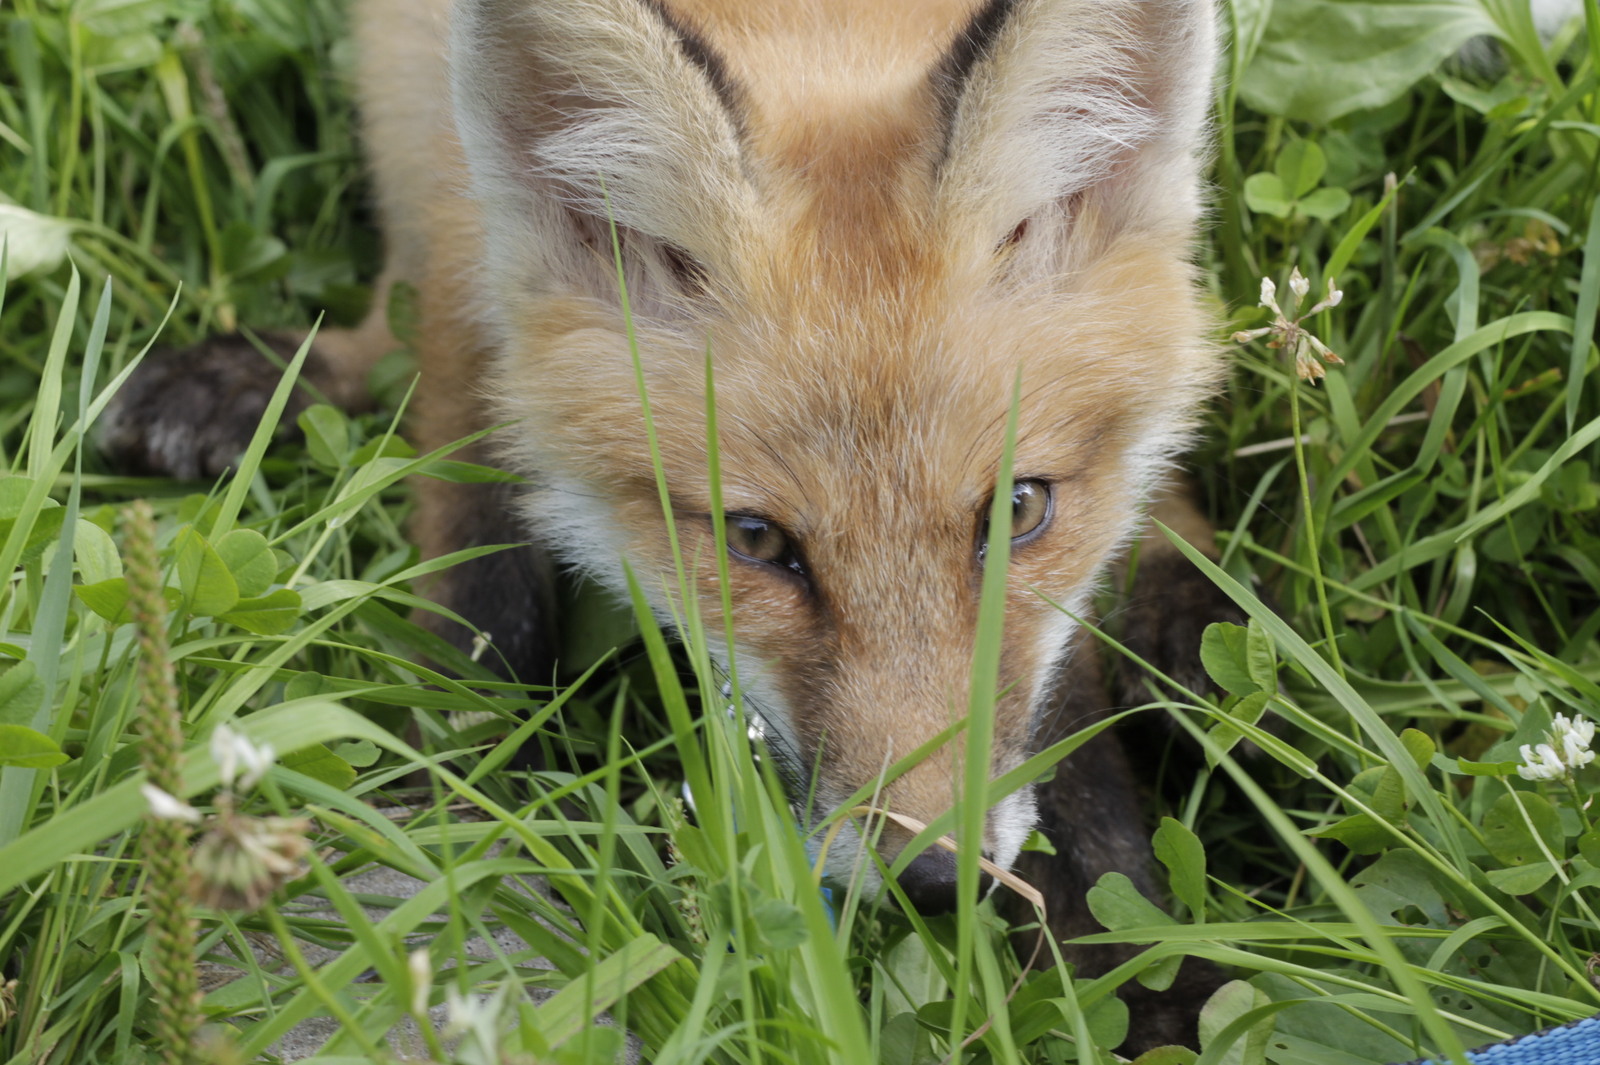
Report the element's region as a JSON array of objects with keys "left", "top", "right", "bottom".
[{"left": 895, "top": 847, "right": 994, "bottom": 914}]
